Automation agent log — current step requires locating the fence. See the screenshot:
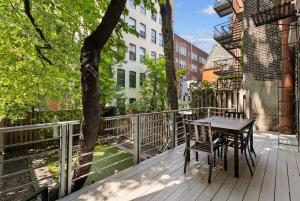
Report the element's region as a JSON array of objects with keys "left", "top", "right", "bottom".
[{"left": 0, "top": 107, "right": 234, "bottom": 200}]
